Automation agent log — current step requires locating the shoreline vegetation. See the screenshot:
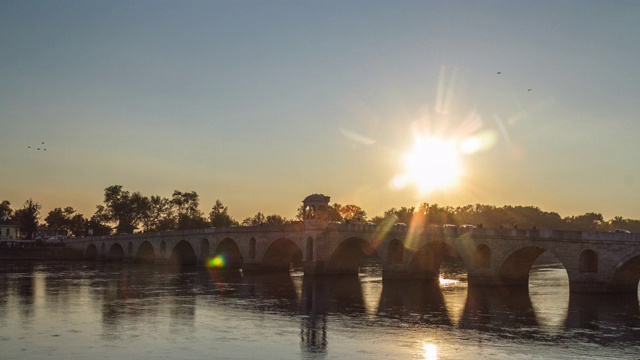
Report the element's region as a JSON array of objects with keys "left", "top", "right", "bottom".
[{"left": 2, "top": 185, "right": 638, "bottom": 243}]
